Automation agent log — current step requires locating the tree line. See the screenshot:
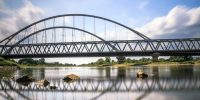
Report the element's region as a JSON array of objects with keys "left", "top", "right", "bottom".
[
  {"left": 84, "top": 56, "right": 200, "bottom": 66},
  {"left": 8, "top": 56, "right": 200, "bottom": 66},
  {"left": 18, "top": 58, "right": 76, "bottom": 66}
]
